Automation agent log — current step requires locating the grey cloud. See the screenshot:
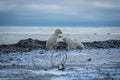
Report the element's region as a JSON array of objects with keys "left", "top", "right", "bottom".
[{"left": 0, "top": 0, "right": 120, "bottom": 26}]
